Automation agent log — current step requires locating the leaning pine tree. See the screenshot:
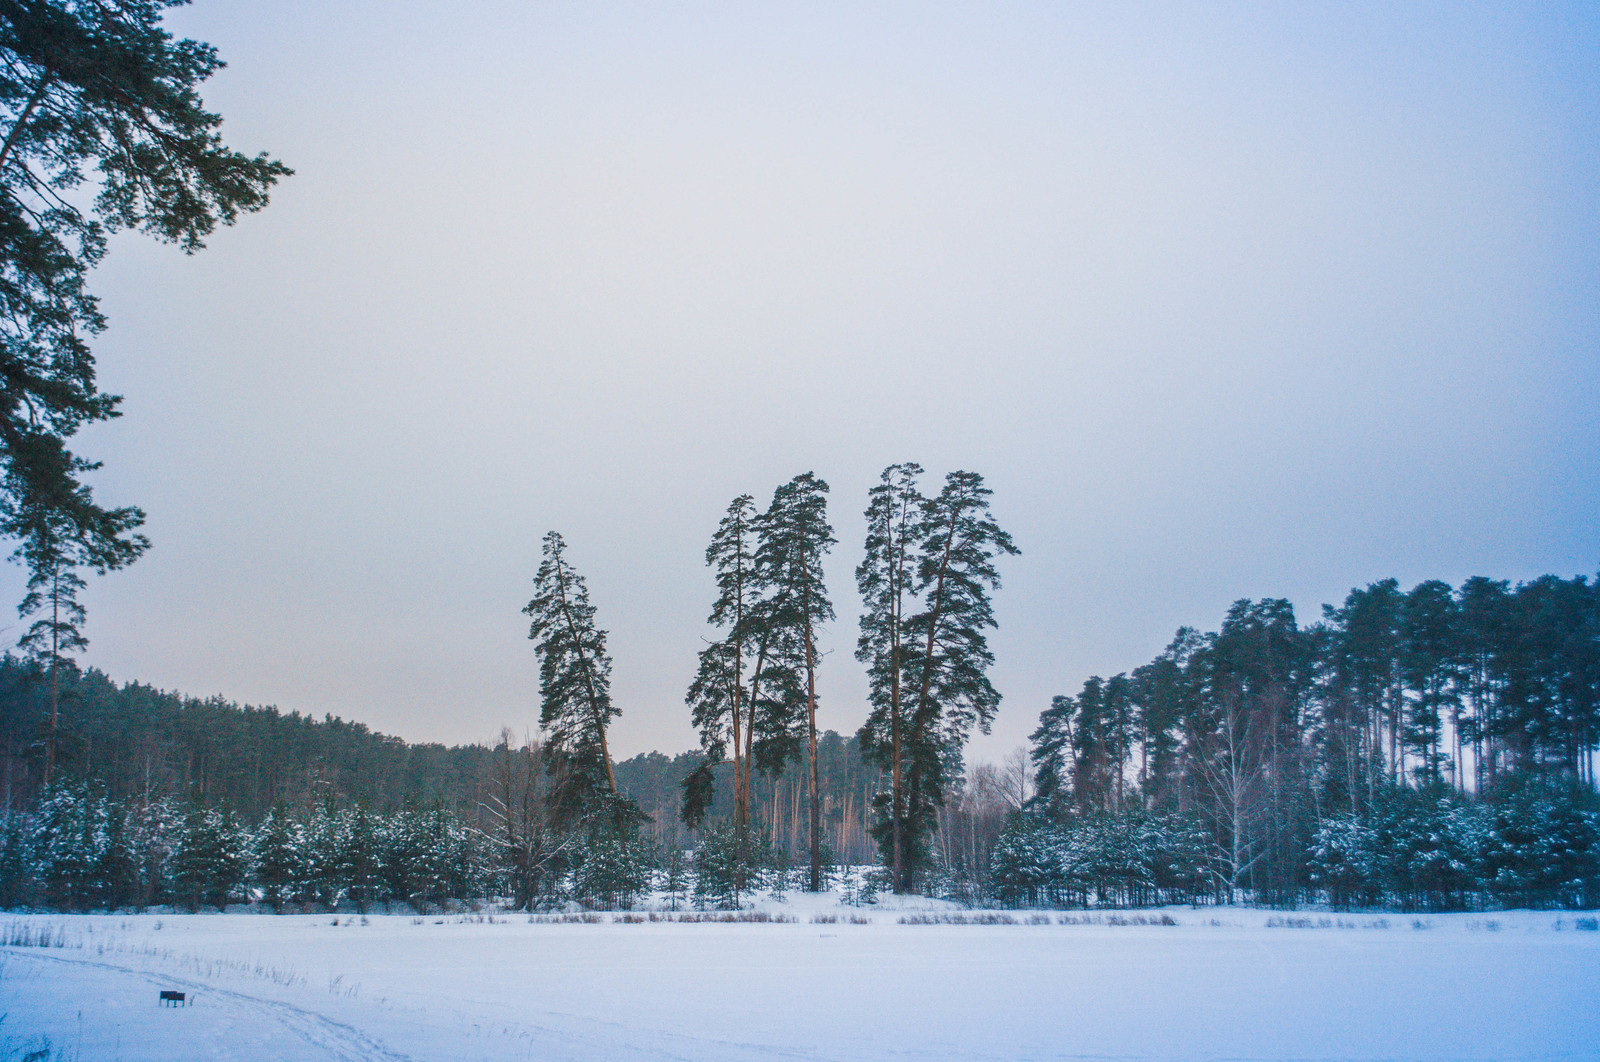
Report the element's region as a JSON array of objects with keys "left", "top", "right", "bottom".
[
  {"left": 896, "top": 470, "right": 1018, "bottom": 893},
  {"left": 523, "top": 531, "right": 623, "bottom": 828},
  {"left": 758, "top": 473, "right": 834, "bottom": 891},
  {"left": 854, "top": 462, "right": 924, "bottom": 893}
]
